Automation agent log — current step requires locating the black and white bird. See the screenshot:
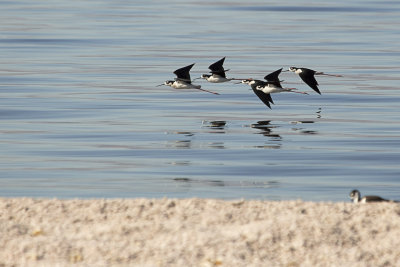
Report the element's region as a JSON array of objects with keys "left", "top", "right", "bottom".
[
  {"left": 288, "top": 67, "right": 342, "bottom": 94},
  {"left": 256, "top": 68, "right": 308, "bottom": 95},
  {"left": 200, "top": 57, "right": 237, "bottom": 83},
  {"left": 239, "top": 68, "right": 306, "bottom": 109},
  {"left": 349, "top": 189, "right": 392, "bottom": 203},
  {"left": 240, "top": 79, "right": 274, "bottom": 109},
  {"left": 158, "top": 64, "right": 219, "bottom": 95}
]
